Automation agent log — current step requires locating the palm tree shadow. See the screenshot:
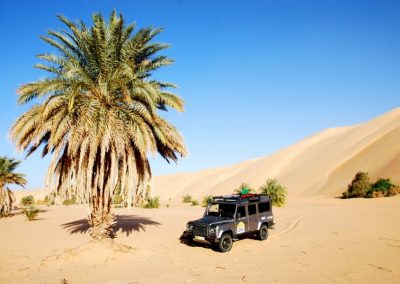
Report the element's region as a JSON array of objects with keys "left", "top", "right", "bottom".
[{"left": 62, "top": 215, "right": 160, "bottom": 237}]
